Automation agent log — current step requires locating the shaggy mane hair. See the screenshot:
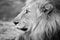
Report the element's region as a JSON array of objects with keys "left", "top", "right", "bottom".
[{"left": 17, "top": 0, "right": 60, "bottom": 40}]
